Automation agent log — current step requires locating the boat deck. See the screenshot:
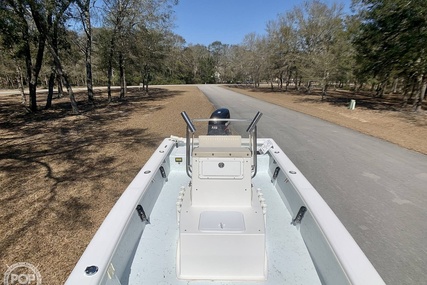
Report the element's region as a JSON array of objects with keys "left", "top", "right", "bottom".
[{"left": 129, "top": 170, "right": 321, "bottom": 284}]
